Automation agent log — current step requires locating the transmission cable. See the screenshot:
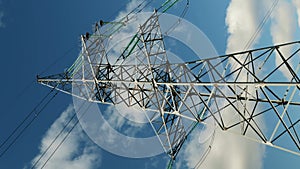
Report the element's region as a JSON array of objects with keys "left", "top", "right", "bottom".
[
  {"left": 0, "top": 88, "right": 56, "bottom": 153},
  {"left": 30, "top": 100, "right": 88, "bottom": 169},
  {"left": 193, "top": 129, "right": 216, "bottom": 169},
  {"left": 0, "top": 89, "right": 58, "bottom": 158},
  {"left": 225, "top": 0, "right": 280, "bottom": 93},
  {"left": 243, "top": 0, "right": 279, "bottom": 51},
  {"left": 39, "top": 102, "right": 92, "bottom": 169},
  {"left": 39, "top": 46, "right": 77, "bottom": 76},
  {"left": 164, "top": 0, "right": 190, "bottom": 35}
]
